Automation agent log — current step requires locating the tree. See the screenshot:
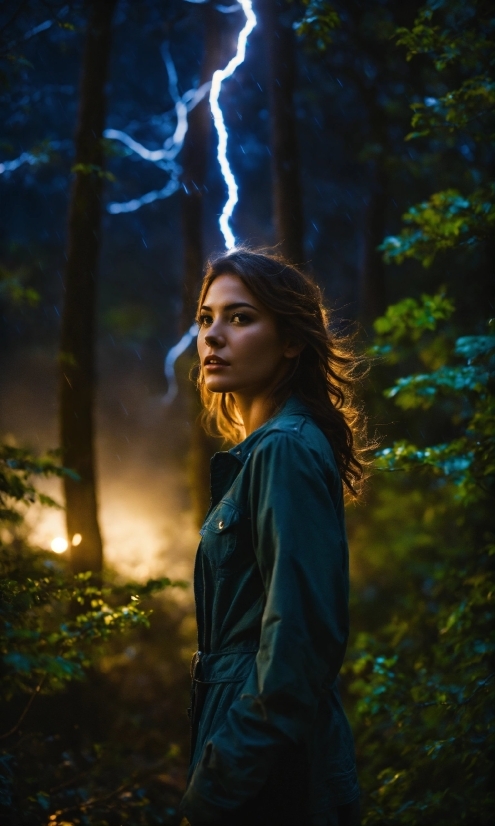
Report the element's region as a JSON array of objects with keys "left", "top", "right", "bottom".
[
  {"left": 349, "top": 1, "right": 494, "bottom": 821},
  {"left": 180, "top": 3, "right": 240, "bottom": 526},
  {"left": 298, "top": 1, "right": 494, "bottom": 822},
  {"left": 348, "top": 302, "right": 494, "bottom": 825},
  {"left": 181, "top": 2, "right": 237, "bottom": 329},
  {"left": 0, "top": 442, "right": 184, "bottom": 825},
  {"left": 259, "top": 0, "right": 305, "bottom": 264},
  {"left": 60, "top": 0, "right": 117, "bottom": 575},
  {"left": 296, "top": 0, "right": 423, "bottom": 321}
]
